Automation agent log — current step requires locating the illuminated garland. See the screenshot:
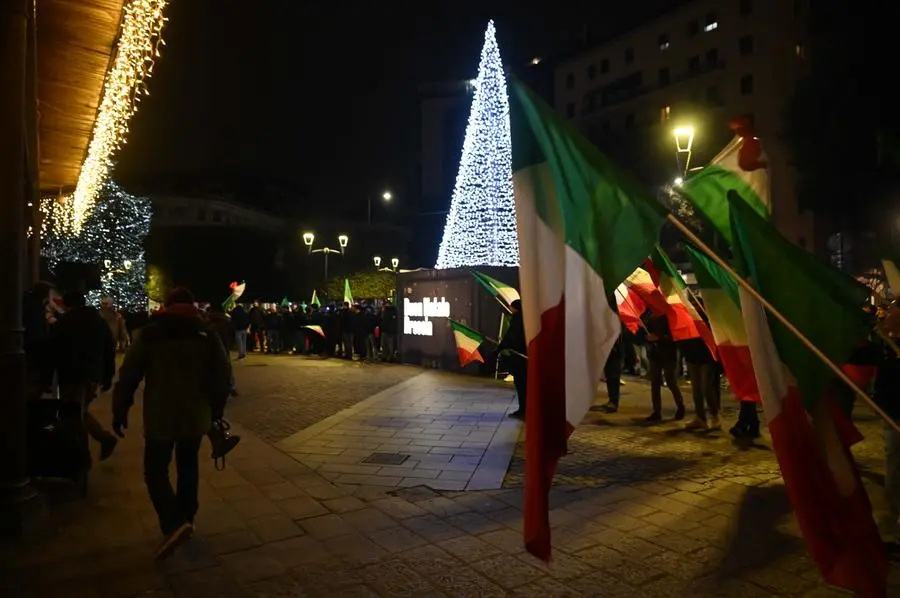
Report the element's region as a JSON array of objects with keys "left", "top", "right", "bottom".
[
  {"left": 71, "top": 0, "right": 169, "bottom": 232},
  {"left": 42, "top": 181, "right": 152, "bottom": 310},
  {"left": 435, "top": 20, "right": 518, "bottom": 269}
]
